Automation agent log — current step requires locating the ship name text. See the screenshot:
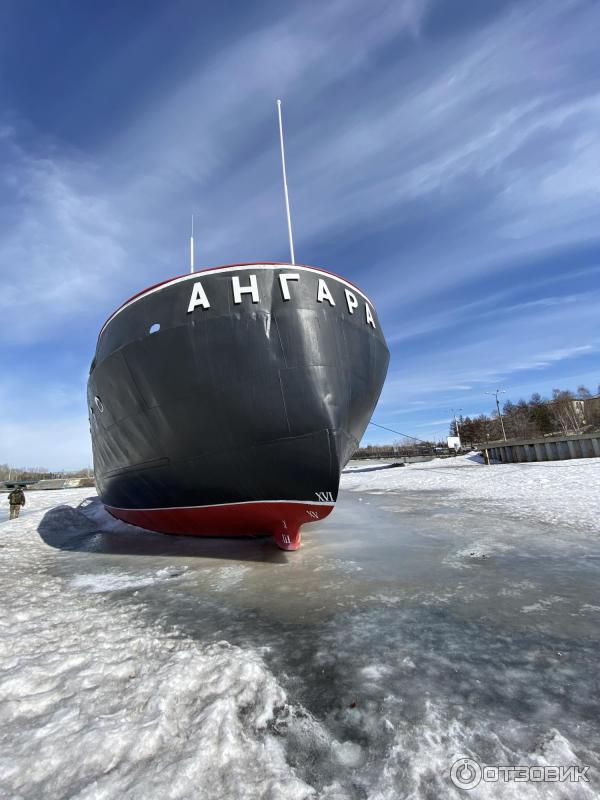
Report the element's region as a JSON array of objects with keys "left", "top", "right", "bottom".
[{"left": 187, "top": 273, "right": 376, "bottom": 328}]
